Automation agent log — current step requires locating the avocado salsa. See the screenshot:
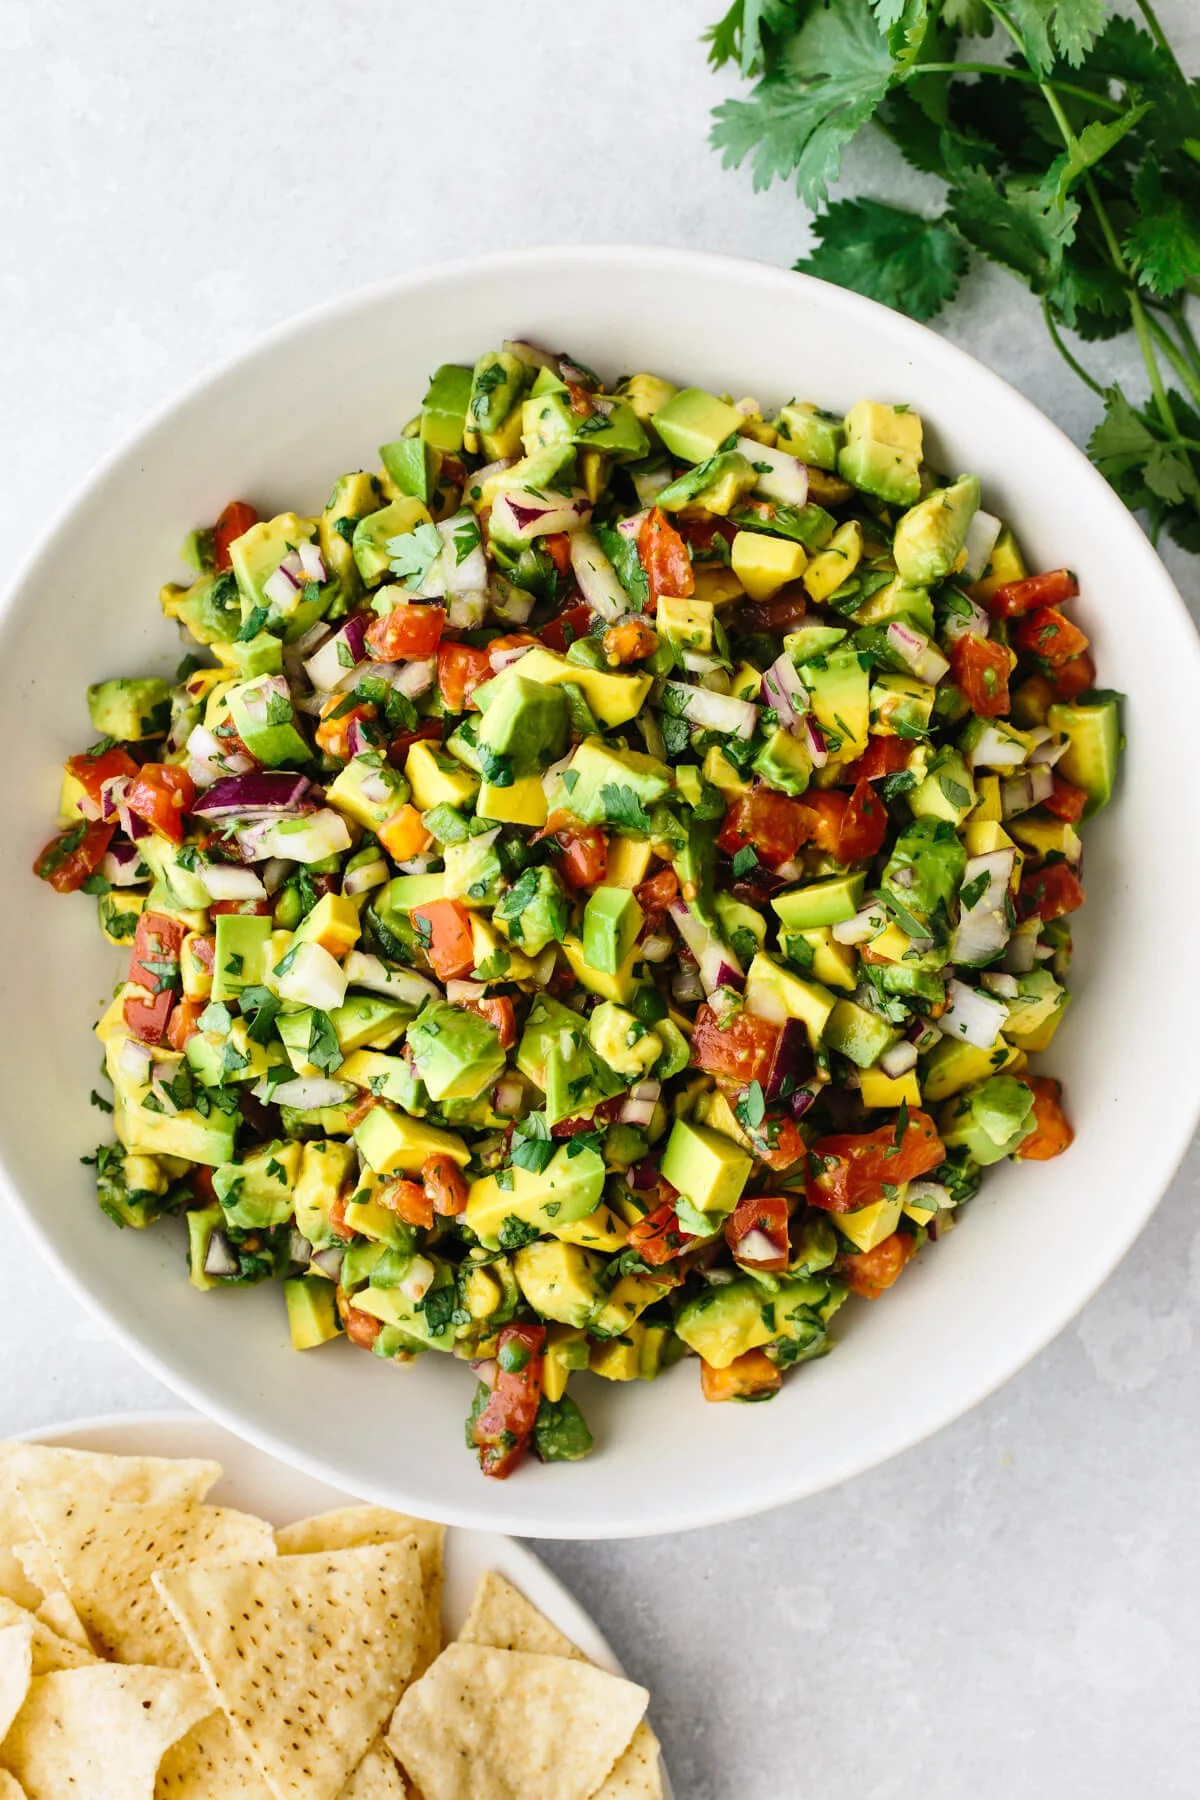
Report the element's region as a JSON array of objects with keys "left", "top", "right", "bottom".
[{"left": 35, "top": 343, "right": 1121, "bottom": 1480}]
